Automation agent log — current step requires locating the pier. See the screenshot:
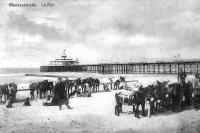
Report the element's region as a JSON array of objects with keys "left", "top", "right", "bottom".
[{"left": 40, "top": 60, "right": 200, "bottom": 74}]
